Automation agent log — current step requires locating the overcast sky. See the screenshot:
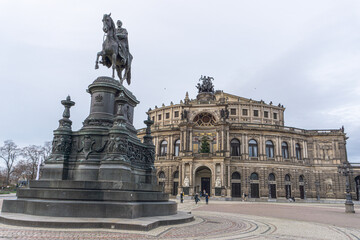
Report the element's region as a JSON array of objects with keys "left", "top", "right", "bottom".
[{"left": 1, "top": 0, "right": 360, "bottom": 163}]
